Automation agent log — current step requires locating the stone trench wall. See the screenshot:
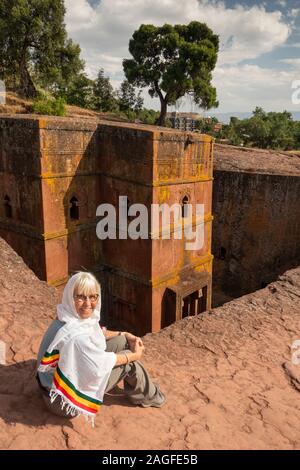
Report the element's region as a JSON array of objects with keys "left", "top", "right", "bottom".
[
  {"left": 1, "top": 115, "right": 299, "bottom": 318},
  {"left": 212, "top": 170, "right": 300, "bottom": 301}
]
